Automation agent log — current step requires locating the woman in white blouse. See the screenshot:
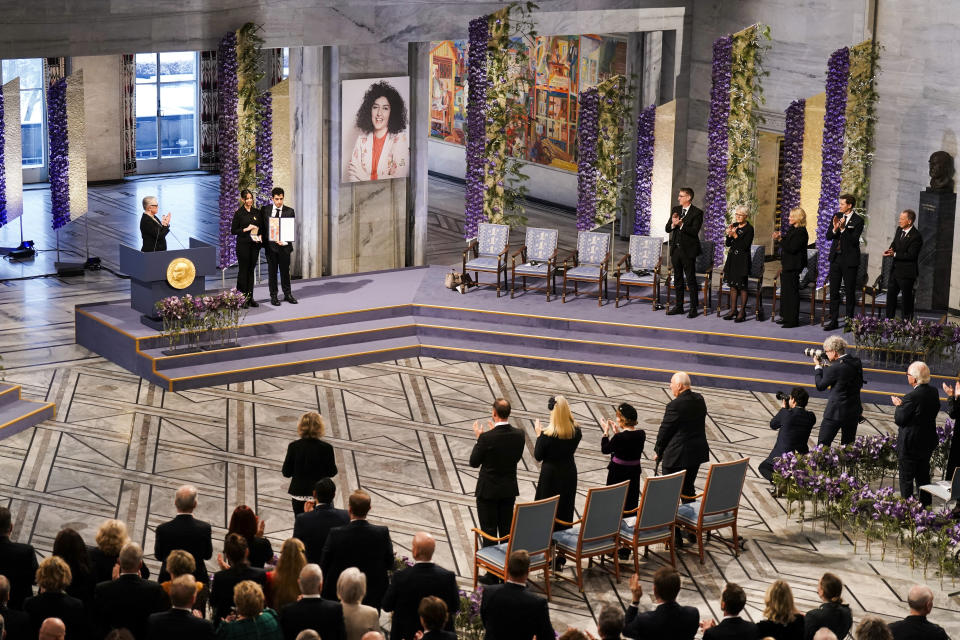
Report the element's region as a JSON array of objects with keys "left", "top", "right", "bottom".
[{"left": 347, "top": 80, "right": 409, "bottom": 182}]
